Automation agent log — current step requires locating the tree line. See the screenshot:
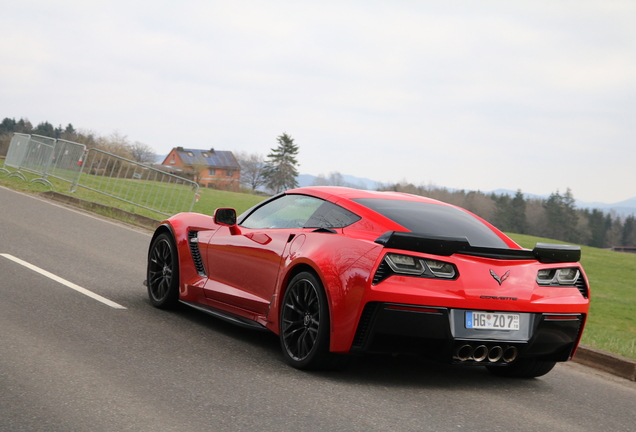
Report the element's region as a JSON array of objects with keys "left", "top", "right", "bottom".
[
  {"left": 380, "top": 182, "right": 636, "bottom": 248},
  {"left": 0, "top": 117, "right": 157, "bottom": 164}
]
